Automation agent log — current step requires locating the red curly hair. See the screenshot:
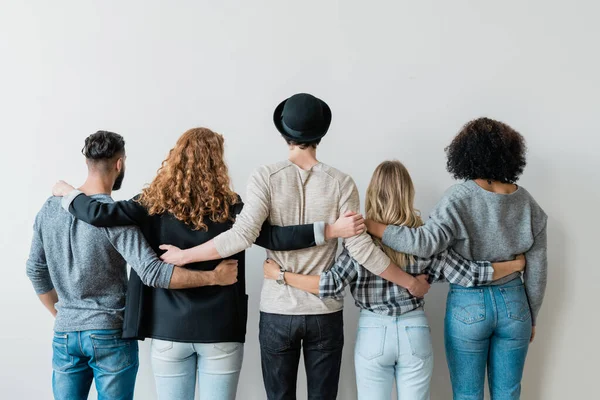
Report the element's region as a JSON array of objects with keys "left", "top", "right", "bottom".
[{"left": 137, "top": 127, "right": 239, "bottom": 231}]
